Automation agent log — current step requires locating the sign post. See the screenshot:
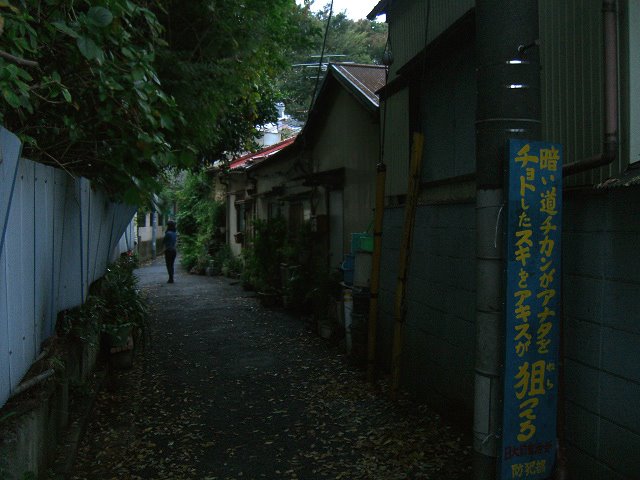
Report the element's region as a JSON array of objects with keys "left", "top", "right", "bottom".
[{"left": 501, "top": 139, "right": 562, "bottom": 479}]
